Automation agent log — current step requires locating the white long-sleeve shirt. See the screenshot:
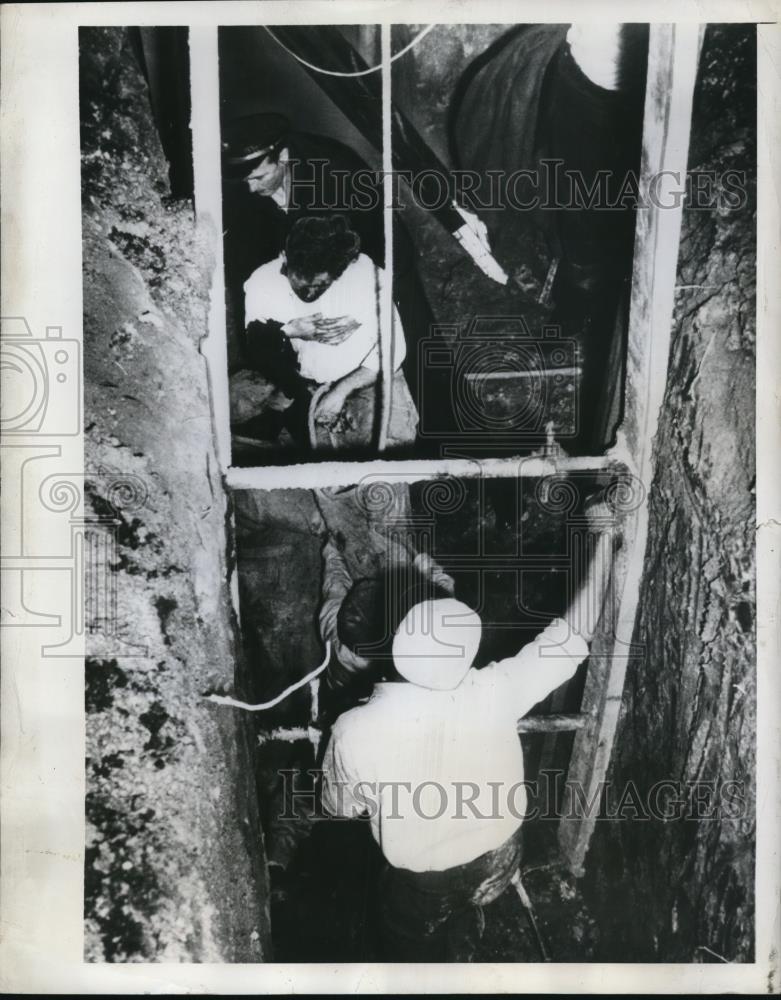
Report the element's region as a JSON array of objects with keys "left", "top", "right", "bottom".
[
  {"left": 244, "top": 252, "right": 405, "bottom": 385},
  {"left": 321, "top": 616, "right": 589, "bottom": 872}
]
